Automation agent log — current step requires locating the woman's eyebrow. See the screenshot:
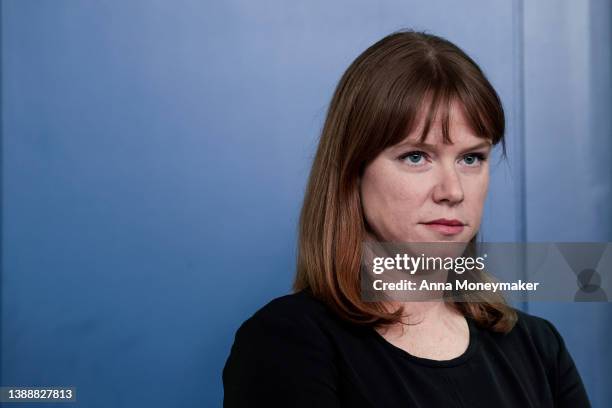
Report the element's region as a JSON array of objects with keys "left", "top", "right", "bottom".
[
  {"left": 458, "top": 141, "right": 493, "bottom": 152},
  {"left": 394, "top": 140, "right": 492, "bottom": 151}
]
